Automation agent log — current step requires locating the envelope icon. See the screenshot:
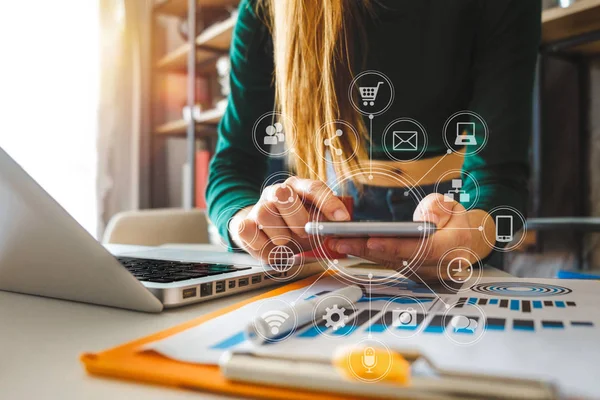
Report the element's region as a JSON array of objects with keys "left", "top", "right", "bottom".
[{"left": 393, "top": 131, "right": 418, "bottom": 151}]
